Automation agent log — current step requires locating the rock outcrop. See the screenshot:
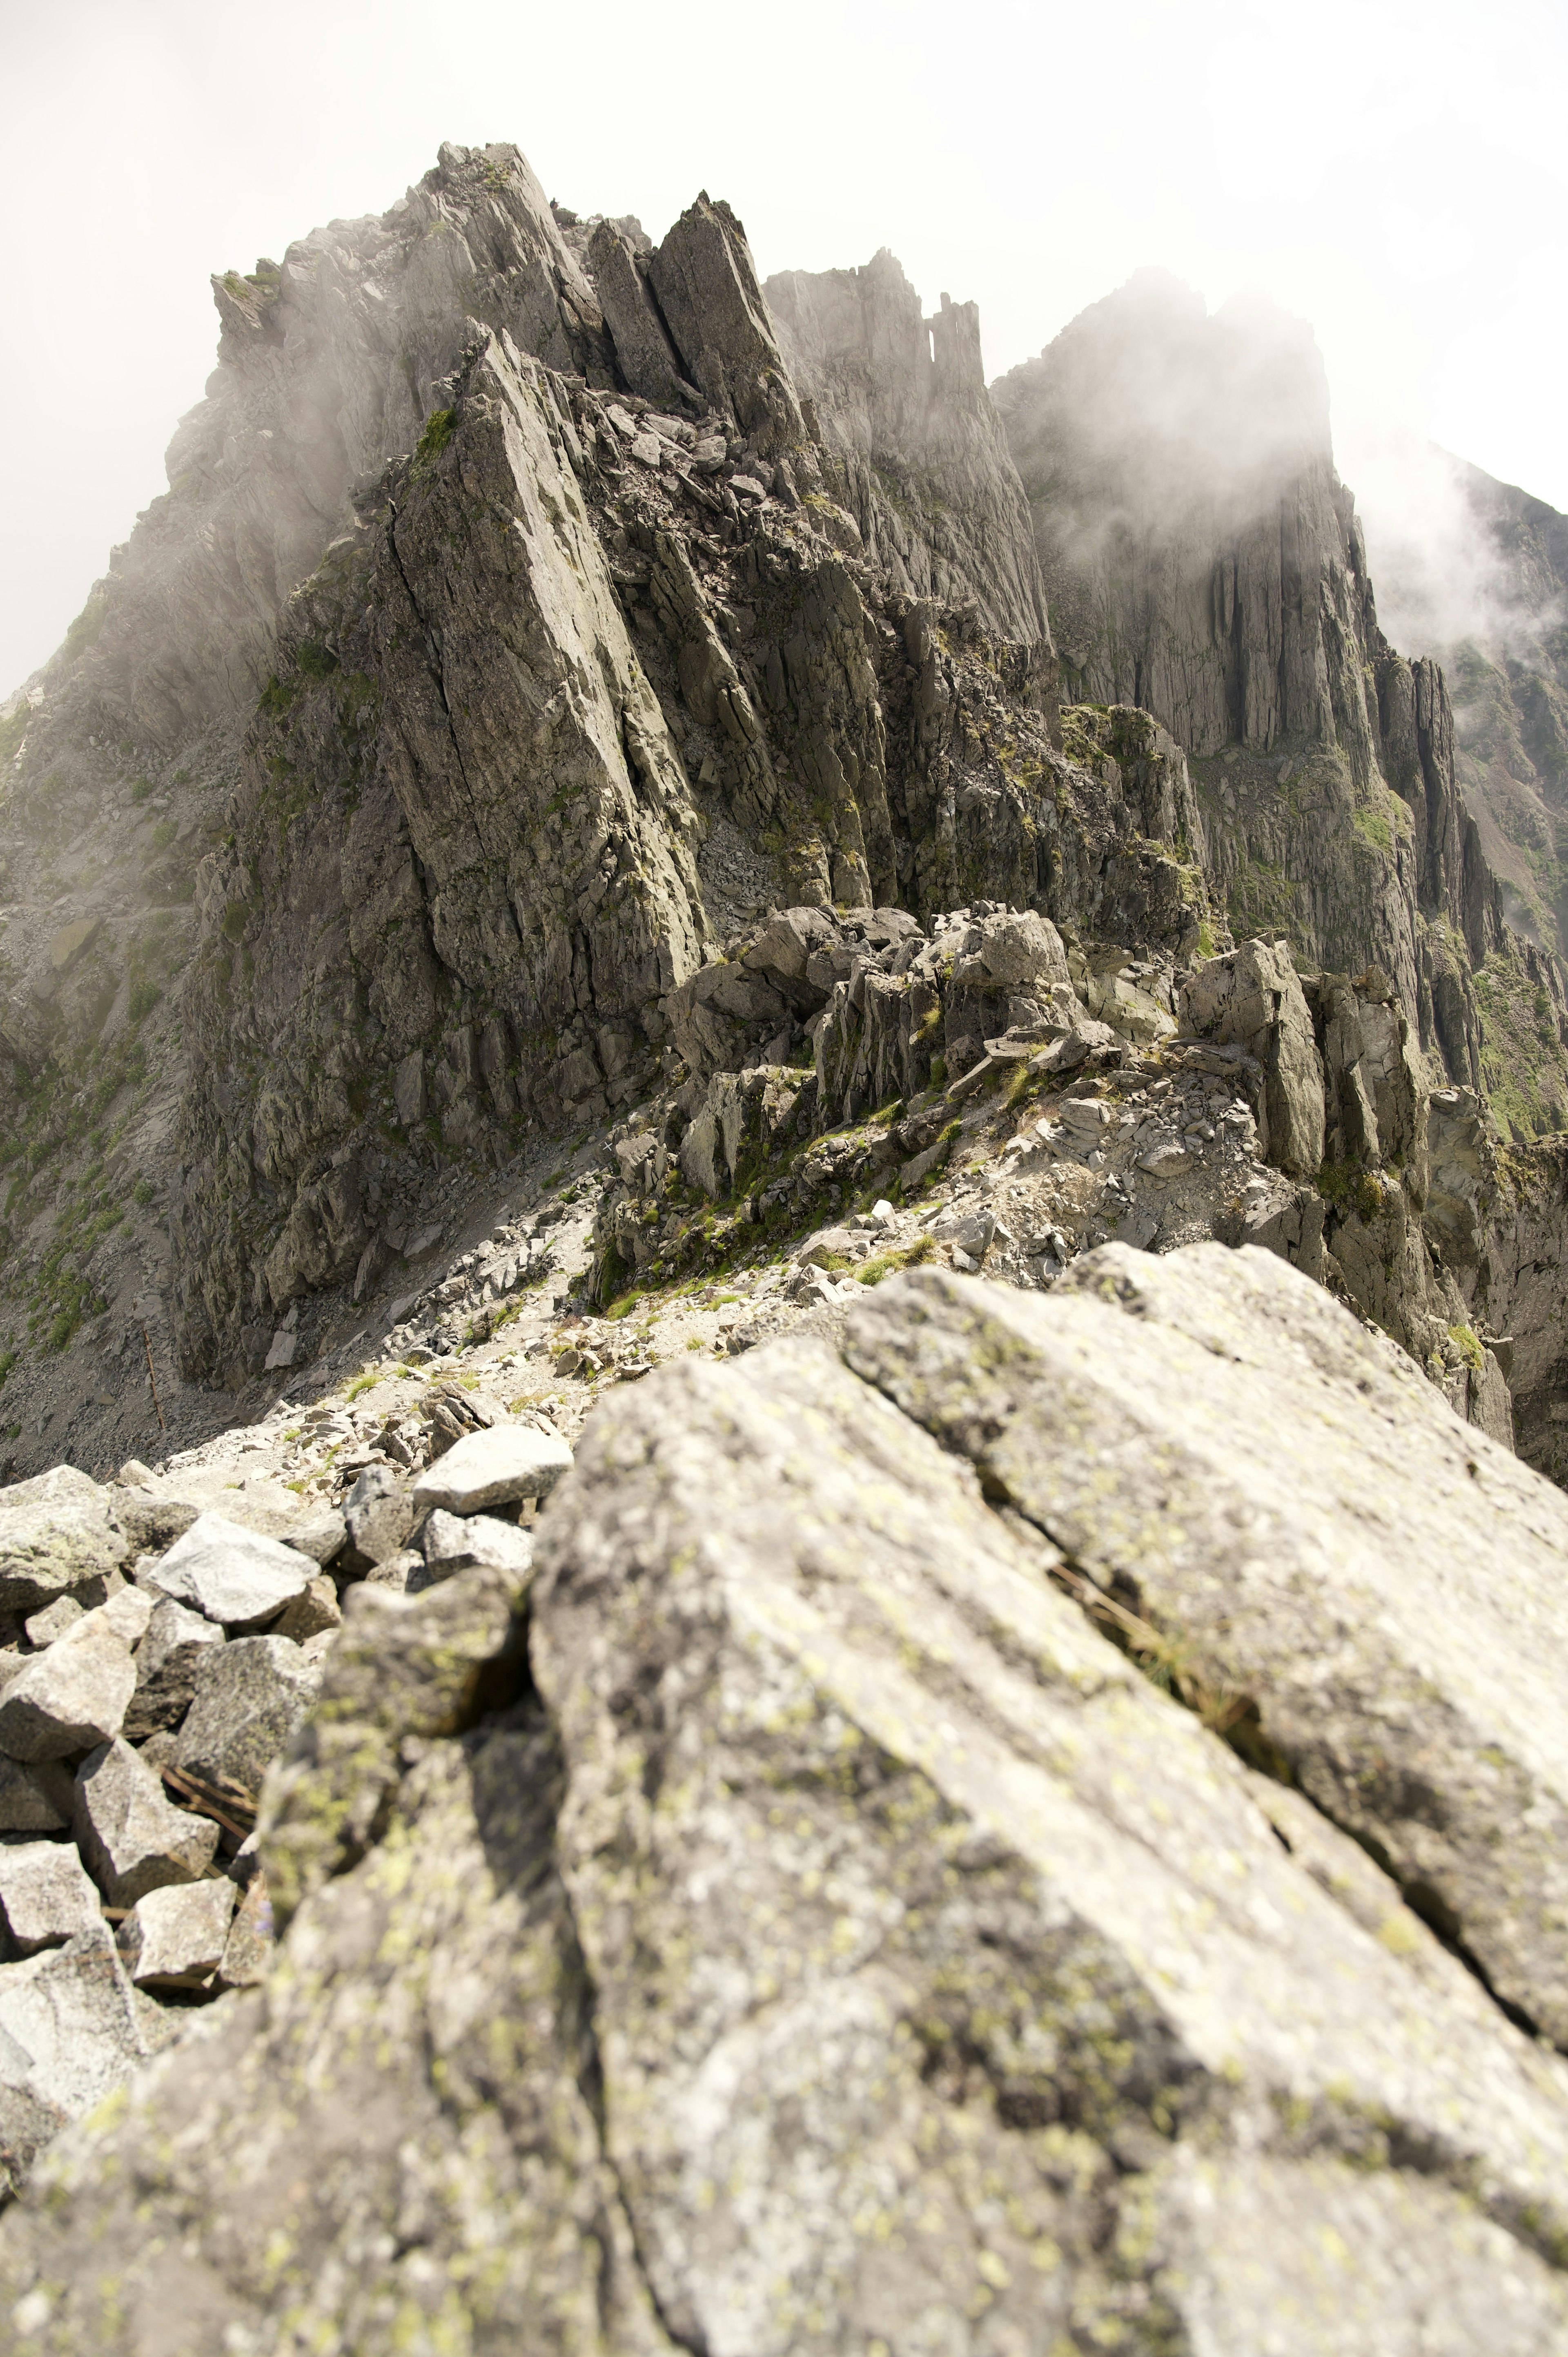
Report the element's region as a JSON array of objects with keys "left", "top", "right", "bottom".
[
  {"left": 7, "top": 1253, "right": 1568, "bottom": 2346},
  {"left": 993, "top": 271, "right": 1568, "bottom": 1117},
  {"left": 766, "top": 248, "right": 1051, "bottom": 646},
  {"left": 0, "top": 134, "right": 1566, "bottom": 1525}
]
